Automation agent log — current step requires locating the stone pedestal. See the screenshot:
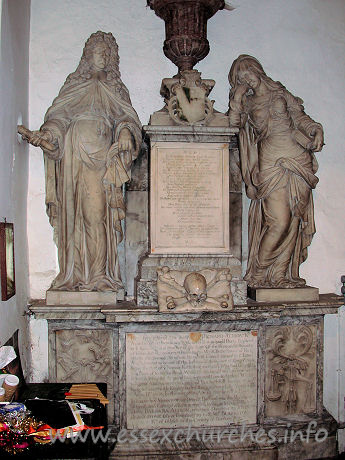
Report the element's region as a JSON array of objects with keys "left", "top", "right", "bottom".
[
  {"left": 46, "top": 288, "right": 123, "bottom": 305},
  {"left": 136, "top": 124, "right": 246, "bottom": 307},
  {"left": 29, "top": 294, "right": 343, "bottom": 459},
  {"left": 137, "top": 254, "right": 247, "bottom": 307},
  {"left": 248, "top": 286, "right": 320, "bottom": 303}
]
